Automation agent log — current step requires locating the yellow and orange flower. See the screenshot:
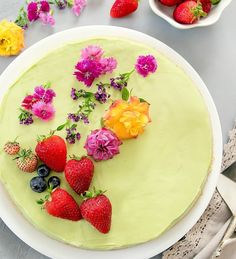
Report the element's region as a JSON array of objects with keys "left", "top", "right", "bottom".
[
  {"left": 0, "top": 20, "right": 24, "bottom": 56},
  {"left": 103, "top": 96, "right": 151, "bottom": 140}
]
